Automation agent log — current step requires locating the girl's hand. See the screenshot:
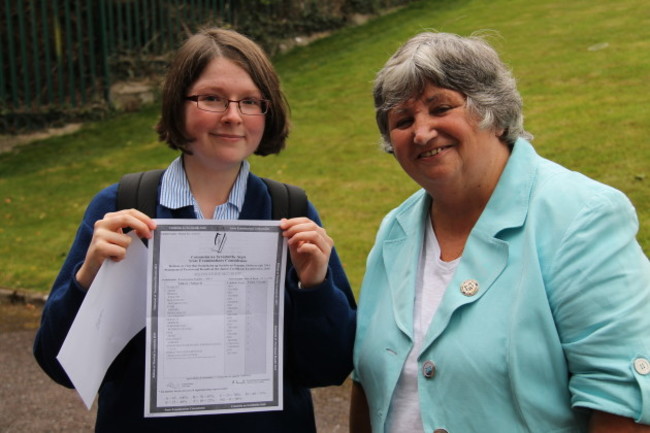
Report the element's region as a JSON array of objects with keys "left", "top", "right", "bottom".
[
  {"left": 76, "top": 209, "right": 156, "bottom": 290},
  {"left": 280, "top": 217, "right": 333, "bottom": 288}
]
